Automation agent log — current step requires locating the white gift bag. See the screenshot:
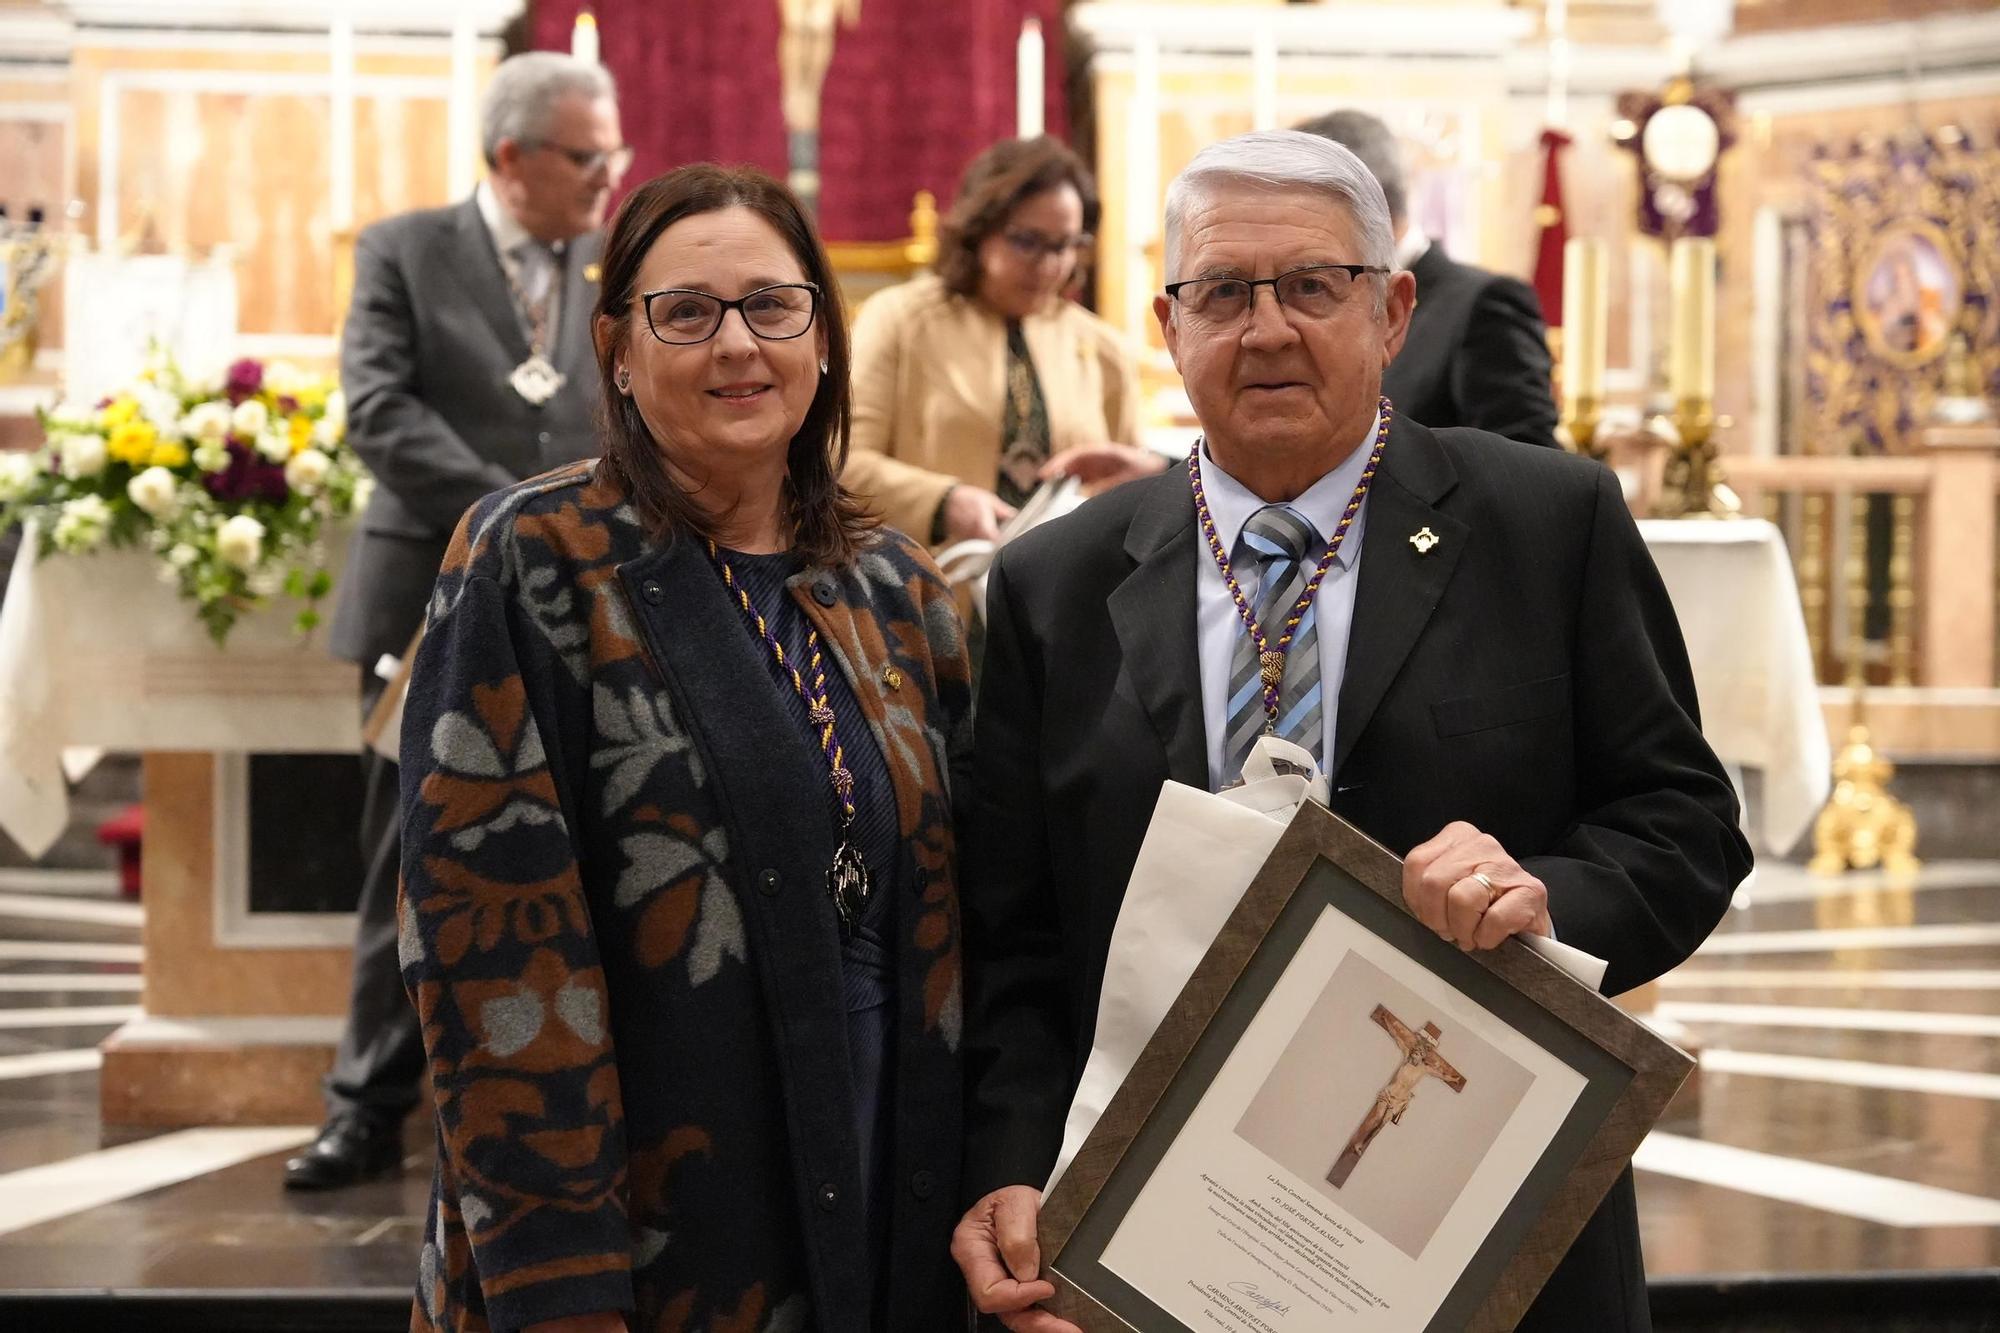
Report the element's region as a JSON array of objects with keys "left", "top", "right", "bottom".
[{"left": 1044, "top": 736, "right": 1325, "bottom": 1193}]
